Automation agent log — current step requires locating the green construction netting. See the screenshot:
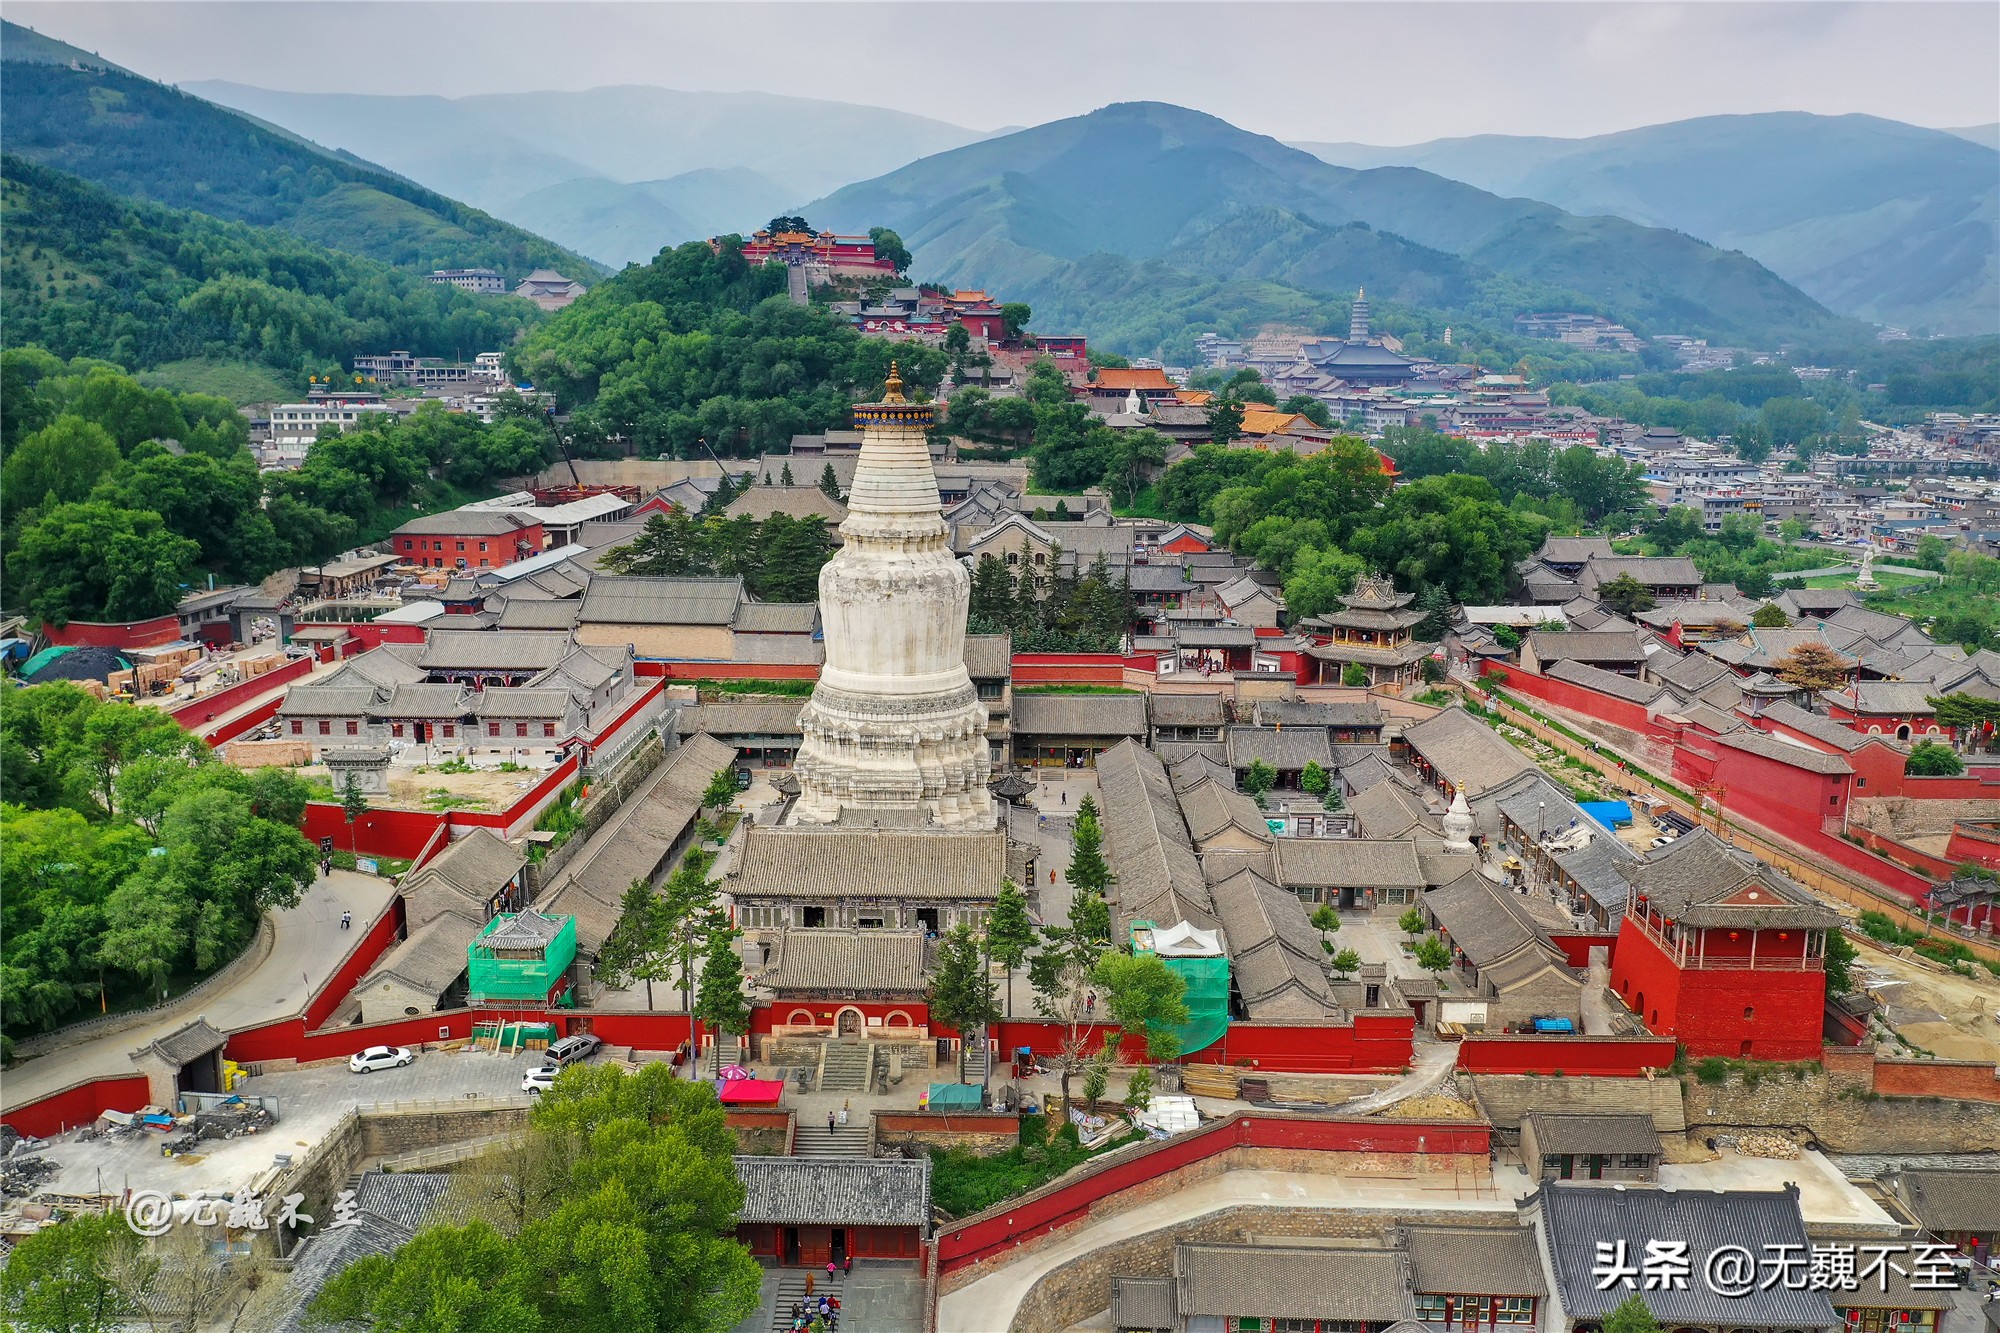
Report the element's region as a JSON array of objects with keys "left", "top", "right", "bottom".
[
  {"left": 926, "top": 1083, "right": 982, "bottom": 1110},
  {"left": 467, "top": 914, "right": 577, "bottom": 1002},
  {"left": 1161, "top": 954, "right": 1230, "bottom": 1060}
]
